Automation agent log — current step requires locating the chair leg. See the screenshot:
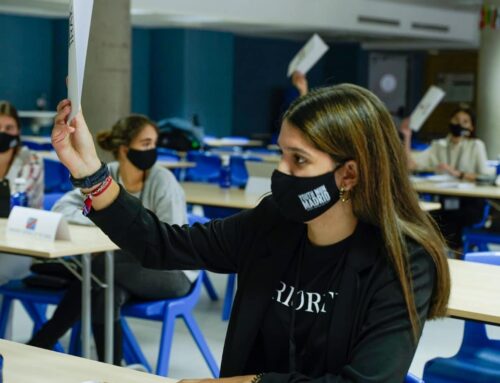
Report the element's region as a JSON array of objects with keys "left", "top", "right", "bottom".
[
  {"left": 121, "top": 318, "right": 152, "bottom": 372},
  {"left": 222, "top": 274, "right": 236, "bottom": 321},
  {"left": 68, "top": 321, "right": 82, "bottom": 356},
  {"left": 183, "top": 313, "right": 220, "bottom": 378},
  {"left": 22, "top": 302, "right": 65, "bottom": 353},
  {"left": 202, "top": 273, "right": 219, "bottom": 301},
  {"left": 155, "top": 311, "right": 177, "bottom": 377},
  {"left": 0, "top": 297, "right": 14, "bottom": 338}
]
